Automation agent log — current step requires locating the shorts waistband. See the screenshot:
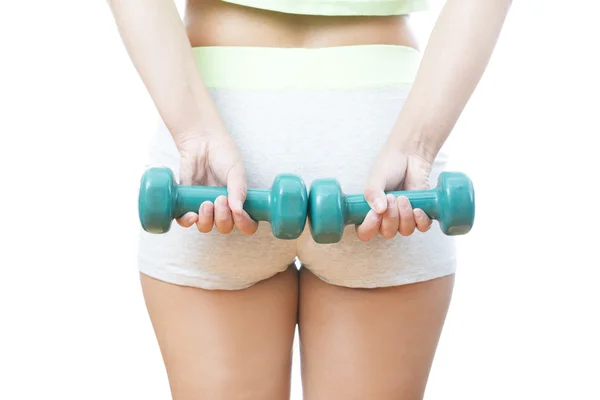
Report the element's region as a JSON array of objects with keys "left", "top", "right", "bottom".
[{"left": 191, "top": 45, "right": 421, "bottom": 90}]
